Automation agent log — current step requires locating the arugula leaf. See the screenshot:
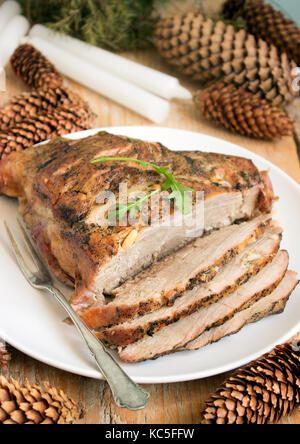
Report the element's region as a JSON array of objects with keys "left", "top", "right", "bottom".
[
  {"left": 160, "top": 171, "right": 194, "bottom": 215},
  {"left": 91, "top": 157, "right": 195, "bottom": 215},
  {"left": 107, "top": 190, "right": 159, "bottom": 221}
]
